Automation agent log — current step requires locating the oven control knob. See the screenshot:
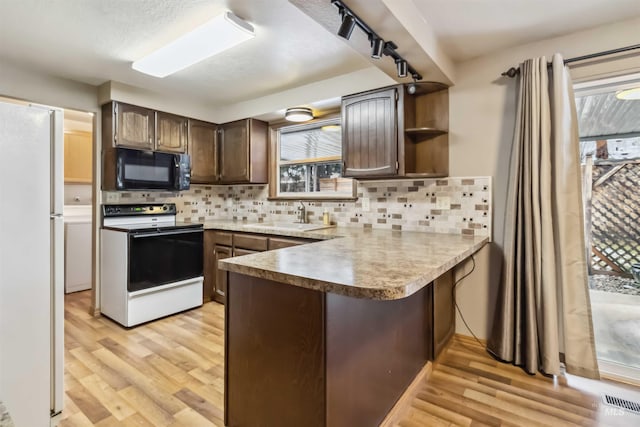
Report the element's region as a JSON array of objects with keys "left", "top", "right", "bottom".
[{"left": 163, "top": 205, "right": 168, "bottom": 211}]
